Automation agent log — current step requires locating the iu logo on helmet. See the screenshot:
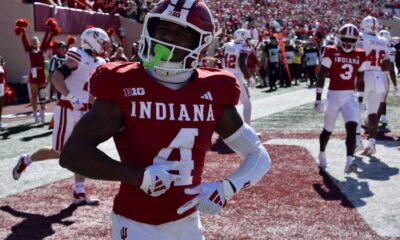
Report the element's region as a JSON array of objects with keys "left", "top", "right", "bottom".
[{"left": 120, "top": 226, "right": 128, "bottom": 240}]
